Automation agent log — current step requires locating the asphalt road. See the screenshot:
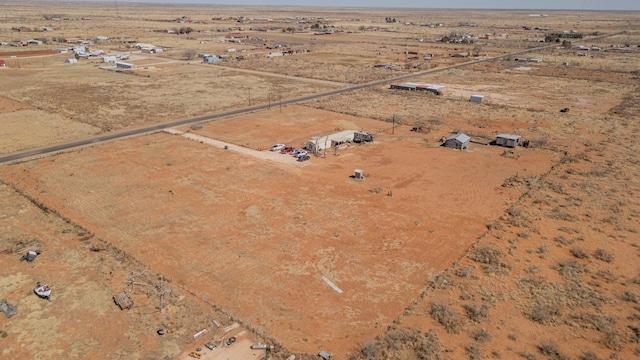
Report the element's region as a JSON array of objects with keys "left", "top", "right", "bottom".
[{"left": 0, "top": 31, "right": 623, "bottom": 164}]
